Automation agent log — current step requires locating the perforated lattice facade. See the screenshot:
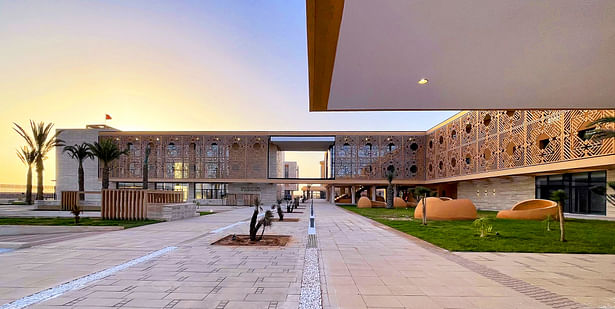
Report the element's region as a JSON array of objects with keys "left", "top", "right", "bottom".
[{"left": 103, "top": 109, "right": 614, "bottom": 182}]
